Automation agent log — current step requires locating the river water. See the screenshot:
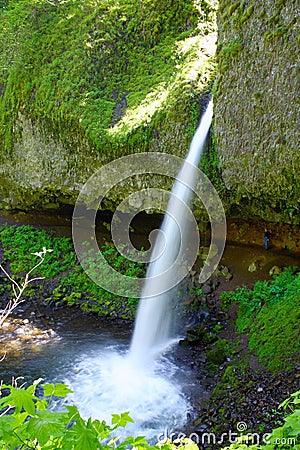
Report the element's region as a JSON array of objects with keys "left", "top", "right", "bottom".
[{"left": 1, "top": 309, "right": 203, "bottom": 440}]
